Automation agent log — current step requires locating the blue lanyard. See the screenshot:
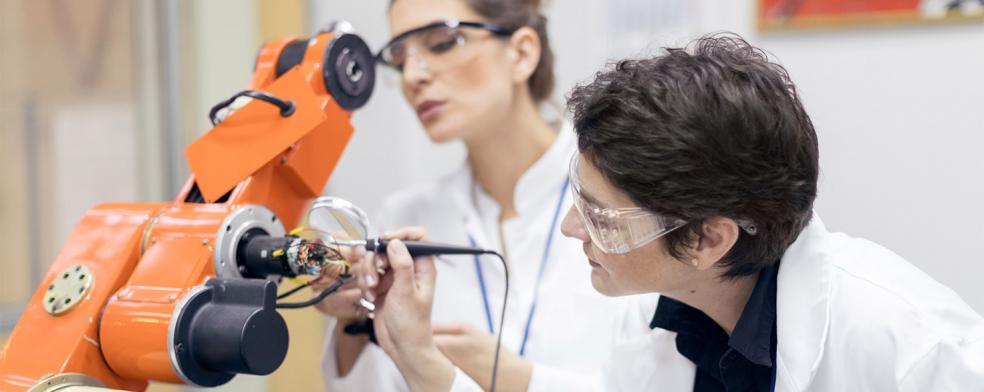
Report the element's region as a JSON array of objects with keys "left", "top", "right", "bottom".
[
  {"left": 771, "top": 363, "right": 777, "bottom": 392},
  {"left": 470, "top": 177, "right": 569, "bottom": 356}
]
